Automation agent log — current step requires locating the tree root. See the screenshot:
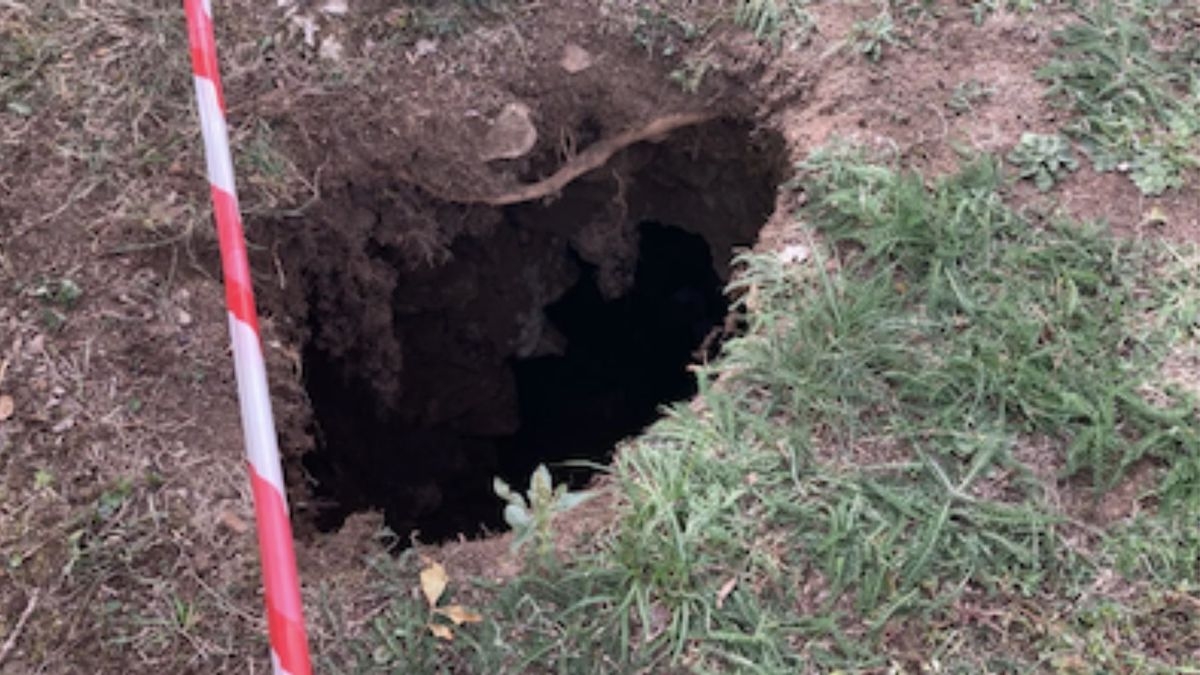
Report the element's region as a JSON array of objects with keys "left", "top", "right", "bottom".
[{"left": 395, "top": 111, "right": 716, "bottom": 207}]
